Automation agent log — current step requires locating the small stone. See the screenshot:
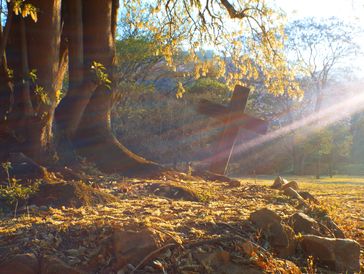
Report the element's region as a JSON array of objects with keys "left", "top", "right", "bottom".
[
  {"left": 300, "top": 235, "right": 360, "bottom": 273},
  {"left": 250, "top": 208, "right": 281, "bottom": 229},
  {"left": 229, "top": 180, "right": 241, "bottom": 187},
  {"left": 146, "top": 183, "right": 200, "bottom": 201},
  {"left": 112, "top": 228, "right": 167, "bottom": 270},
  {"left": 298, "top": 191, "right": 319, "bottom": 204},
  {"left": 283, "top": 187, "right": 307, "bottom": 205},
  {"left": 269, "top": 223, "right": 298, "bottom": 258},
  {"left": 281, "top": 181, "right": 299, "bottom": 191},
  {"left": 250, "top": 209, "right": 297, "bottom": 258},
  {"left": 288, "top": 212, "right": 321, "bottom": 236},
  {"left": 322, "top": 216, "right": 345, "bottom": 238},
  {"left": 271, "top": 176, "right": 288, "bottom": 189}
]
